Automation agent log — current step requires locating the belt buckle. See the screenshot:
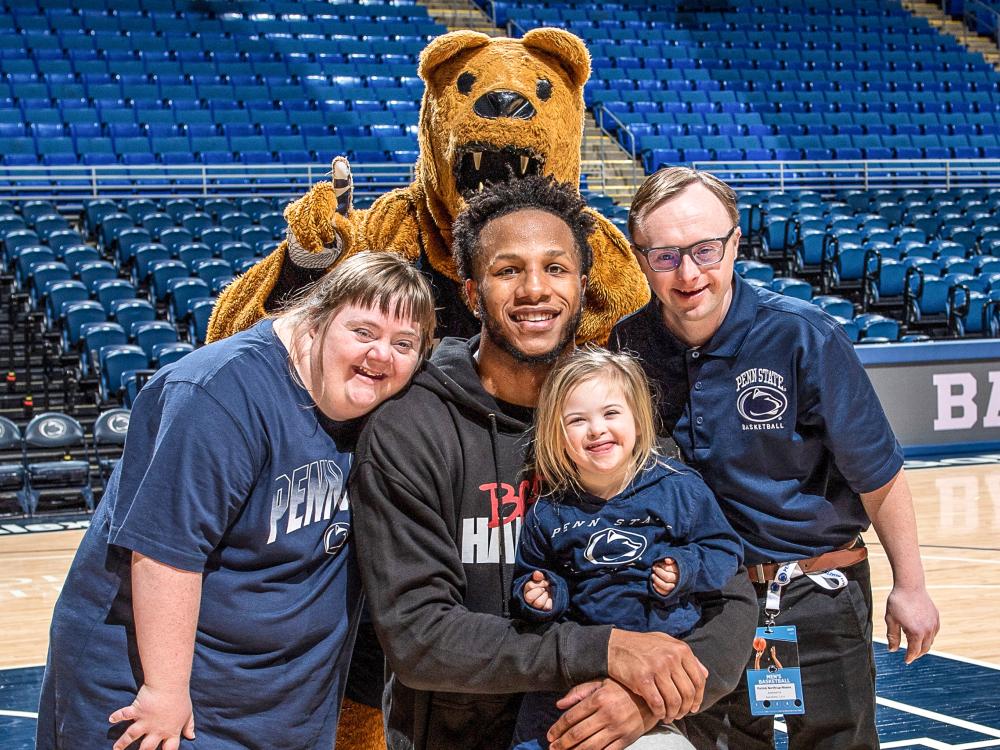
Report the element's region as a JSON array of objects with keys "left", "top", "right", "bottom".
[{"left": 754, "top": 563, "right": 766, "bottom": 583}]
